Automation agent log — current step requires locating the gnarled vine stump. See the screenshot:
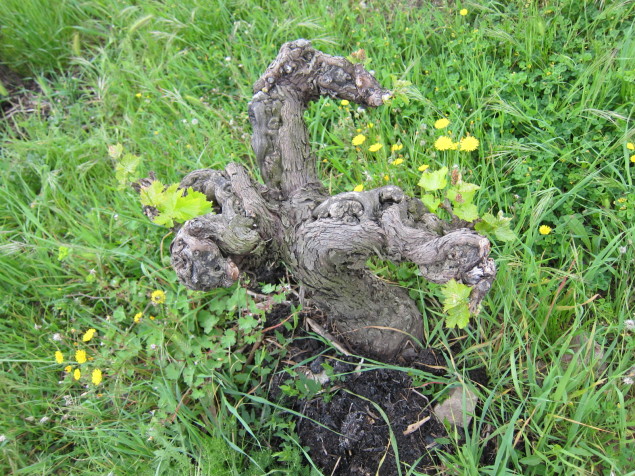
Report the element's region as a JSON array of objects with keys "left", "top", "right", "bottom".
[{"left": 139, "top": 40, "right": 495, "bottom": 360}]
